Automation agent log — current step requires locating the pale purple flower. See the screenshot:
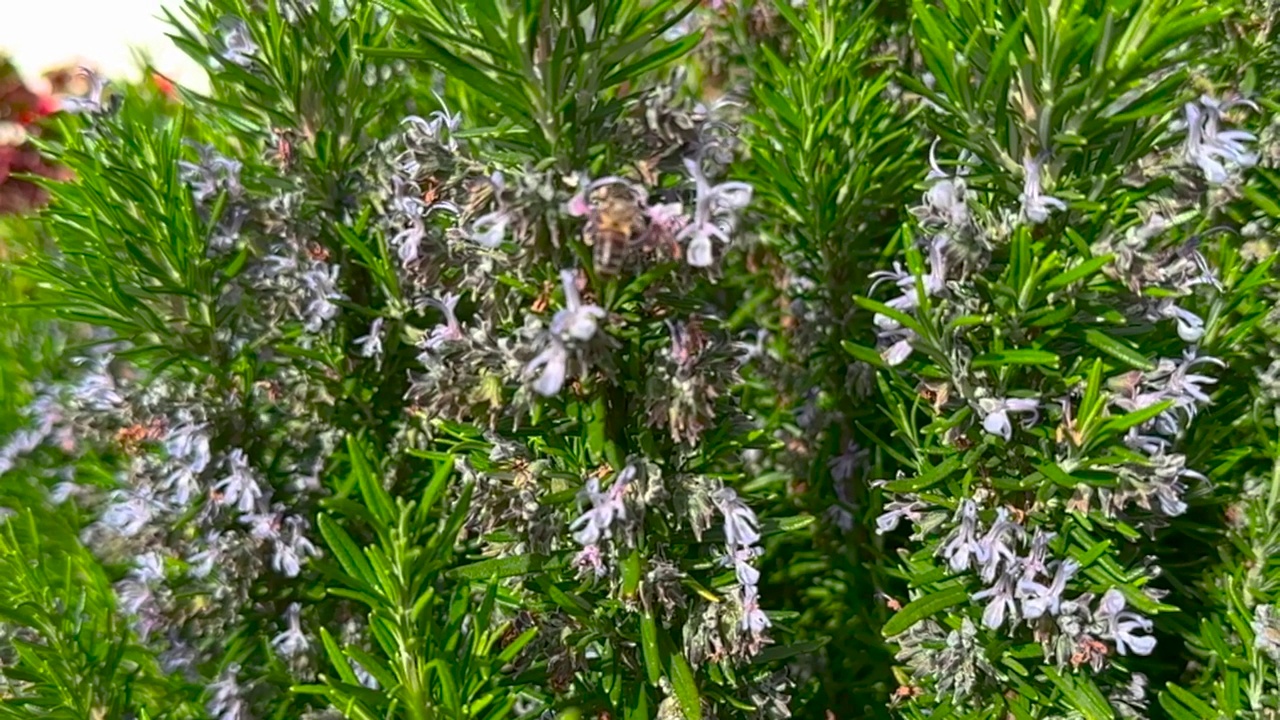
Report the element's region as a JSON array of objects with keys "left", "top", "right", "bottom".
[
  {"left": 551, "top": 270, "right": 606, "bottom": 342},
  {"left": 187, "top": 534, "right": 224, "bottom": 579},
  {"left": 722, "top": 545, "right": 763, "bottom": 586},
  {"left": 573, "top": 544, "right": 609, "bottom": 578},
  {"left": 829, "top": 442, "right": 869, "bottom": 482},
  {"left": 1097, "top": 589, "right": 1157, "bottom": 656},
  {"left": 220, "top": 17, "right": 259, "bottom": 67},
  {"left": 972, "top": 572, "right": 1018, "bottom": 629},
  {"left": 102, "top": 488, "right": 158, "bottom": 536},
  {"left": 940, "top": 500, "right": 982, "bottom": 572},
  {"left": 739, "top": 584, "right": 771, "bottom": 634},
  {"left": 979, "top": 397, "right": 1041, "bottom": 441},
  {"left": 393, "top": 216, "right": 427, "bottom": 264},
  {"left": 1164, "top": 350, "right": 1223, "bottom": 413},
  {"left": 403, "top": 106, "right": 462, "bottom": 152},
  {"left": 214, "top": 449, "right": 266, "bottom": 514},
  {"left": 1184, "top": 96, "right": 1258, "bottom": 184},
  {"left": 1158, "top": 301, "right": 1206, "bottom": 343},
  {"left": 876, "top": 499, "right": 927, "bottom": 534},
  {"left": 164, "top": 422, "right": 211, "bottom": 506},
  {"left": 1018, "top": 559, "right": 1078, "bottom": 620},
  {"left": 60, "top": 67, "right": 112, "bottom": 115},
  {"left": 179, "top": 143, "right": 243, "bottom": 204},
  {"left": 677, "top": 158, "right": 753, "bottom": 268},
  {"left": 1019, "top": 155, "right": 1067, "bottom": 224},
  {"left": 271, "top": 603, "right": 310, "bottom": 658},
  {"left": 912, "top": 139, "right": 972, "bottom": 228},
  {"left": 424, "top": 293, "right": 465, "bottom": 350},
  {"left": 396, "top": 201, "right": 459, "bottom": 264},
  {"left": 711, "top": 487, "right": 760, "bottom": 549},
  {"left": 569, "top": 466, "right": 634, "bottom": 546},
  {"left": 355, "top": 318, "right": 385, "bottom": 358},
  {"left": 272, "top": 515, "right": 318, "bottom": 577},
  {"left": 390, "top": 175, "right": 426, "bottom": 217},
  {"left": 74, "top": 358, "right": 125, "bottom": 410},
  {"left": 207, "top": 663, "right": 251, "bottom": 720},
  {"left": 468, "top": 211, "right": 509, "bottom": 248},
  {"left": 1019, "top": 529, "right": 1056, "bottom": 582},
  {"left": 869, "top": 238, "right": 948, "bottom": 322},
  {"left": 975, "top": 508, "right": 1025, "bottom": 583},
  {"left": 301, "top": 264, "right": 344, "bottom": 332},
  {"left": 879, "top": 327, "right": 917, "bottom": 366},
  {"left": 132, "top": 551, "right": 167, "bottom": 585},
  {"left": 241, "top": 507, "right": 283, "bottom": 540},
  {"left": 526, "top": 340, "right": 569, "bottom": 396}
]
